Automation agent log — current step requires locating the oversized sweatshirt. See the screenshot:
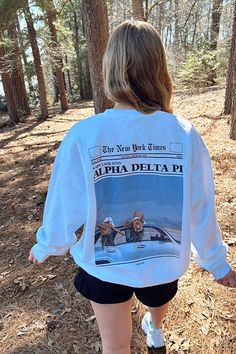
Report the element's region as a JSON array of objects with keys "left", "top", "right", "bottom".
[{"left": 32, "top": 108, "right": 231, "bottom": 287}]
